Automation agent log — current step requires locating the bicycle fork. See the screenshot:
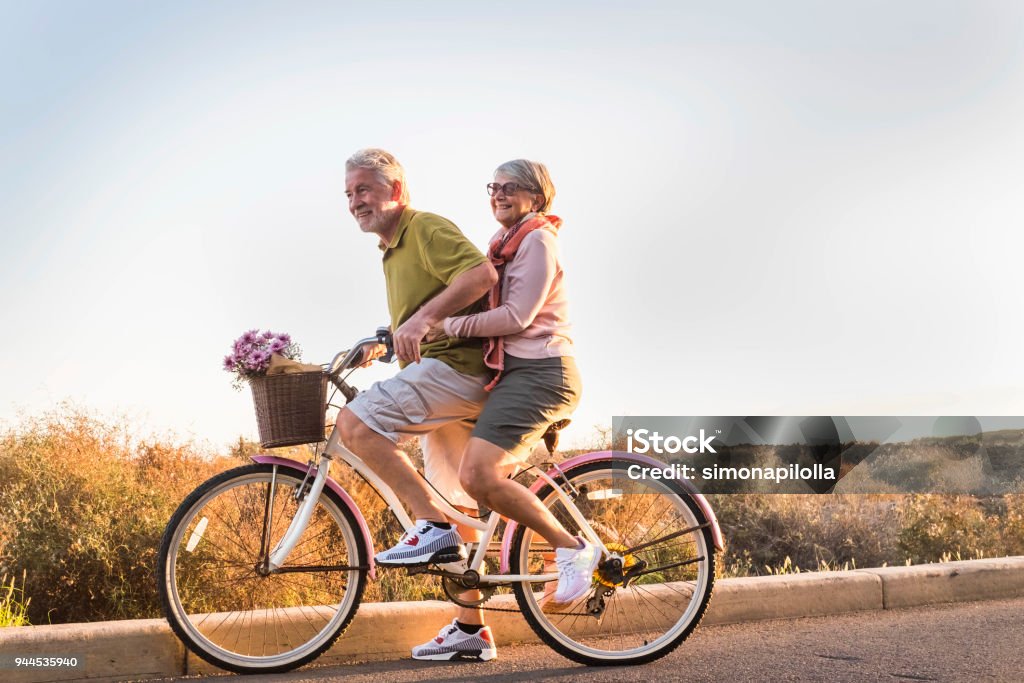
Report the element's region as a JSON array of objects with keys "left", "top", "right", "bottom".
[{"left": 264, "top": 455, "right": 333, "bottom": 572}]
